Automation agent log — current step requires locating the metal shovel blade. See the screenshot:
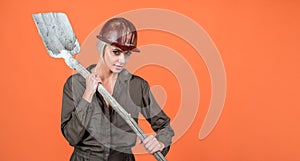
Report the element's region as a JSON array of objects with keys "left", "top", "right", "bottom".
[{"left": 32, "top": 12, "right": 80, "bottom": 58}]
